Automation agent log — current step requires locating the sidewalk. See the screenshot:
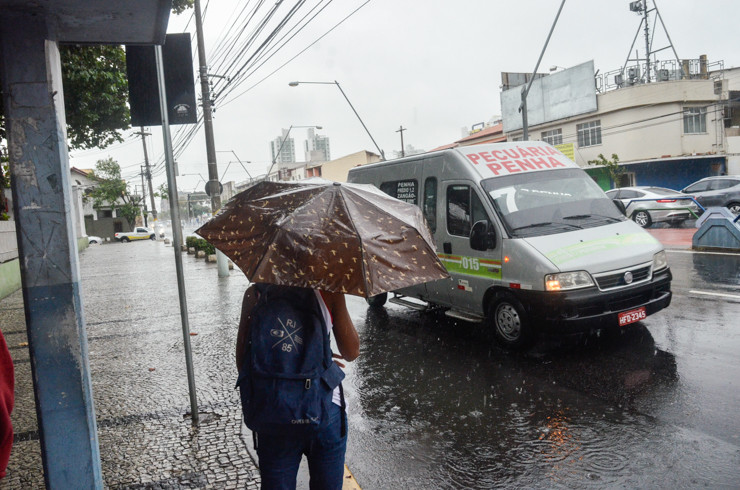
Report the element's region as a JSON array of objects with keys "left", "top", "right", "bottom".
[
  {"left": 646, "top": 227, "right": 696, "bottom": 250},
  {"left": 3, "top": 241, "right": 260, "bottom": 488},
  {"left": 3, "top": 240, "right": 362, "bottom": 489}
]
